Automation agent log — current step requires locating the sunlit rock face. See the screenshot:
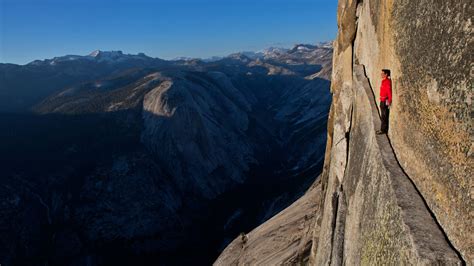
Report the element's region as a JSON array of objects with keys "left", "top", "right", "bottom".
[
  {"left": 312, "top": 0, "right": 472, "bottom": 264},
  {"left": 217, "top": 0, "right": 472, "bottom": 265}
]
